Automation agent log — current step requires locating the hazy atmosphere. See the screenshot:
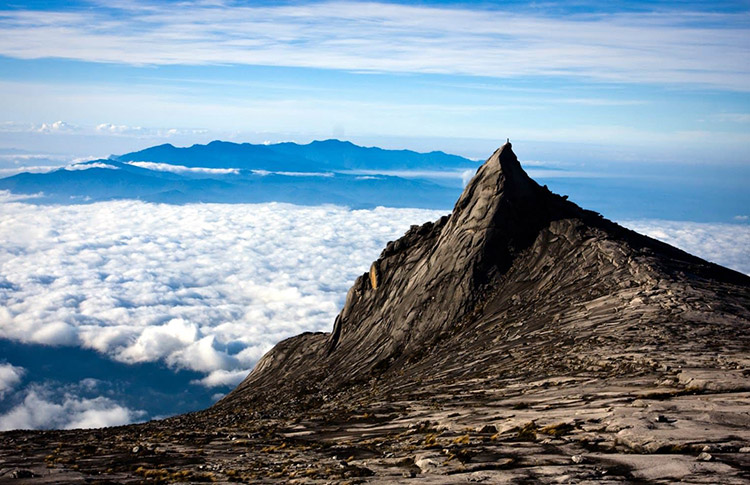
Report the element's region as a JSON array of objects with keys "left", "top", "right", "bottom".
[{"left": 0, "top": 0, "right": 748, "bottom": 430}]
